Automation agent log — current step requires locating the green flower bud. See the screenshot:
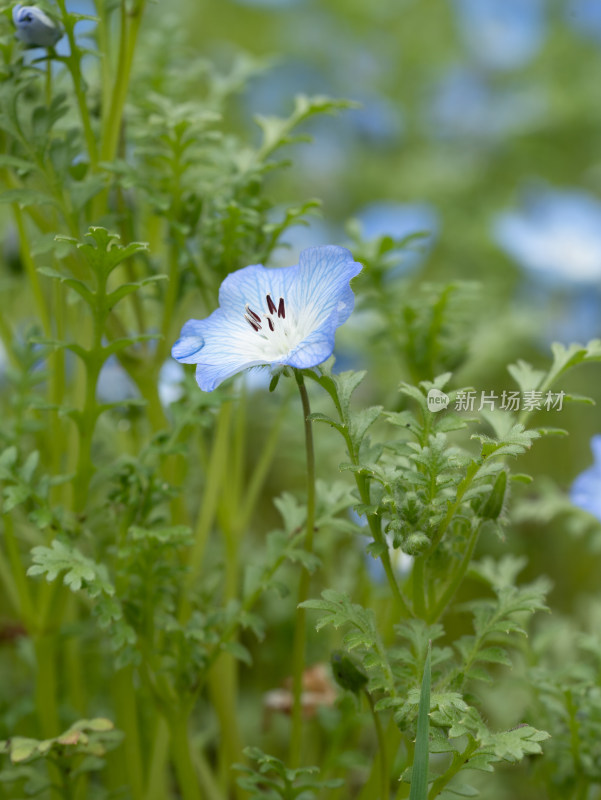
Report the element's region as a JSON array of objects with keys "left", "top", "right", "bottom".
[
  {"left": 480, "top": 470, "right": 507, "bottom": 520},
  {"left": 403, "top": 531, "right": 430, "bottom": 556},
  {"left": 331, "top": 650, "right": 368, "bottom": 694}
]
